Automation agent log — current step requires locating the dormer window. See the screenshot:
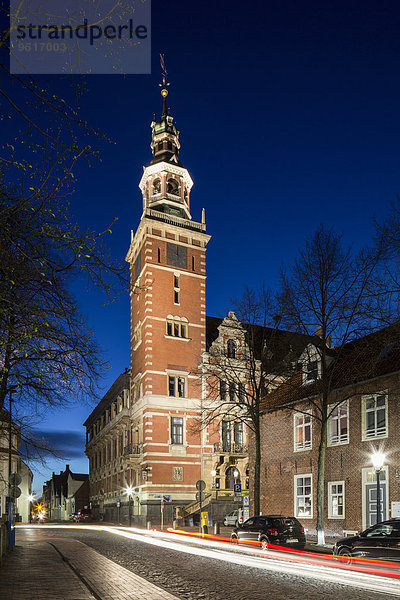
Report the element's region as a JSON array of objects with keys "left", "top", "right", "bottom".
[
  {"left": 167, "top": 178, "right": 179, "bottom": 196},
  {"left": 227, "top": 339, "right": 237, "bottom": 359},
  {"left": 153, "top": 178, "right": 161, "bottom": 194},
  {"left": 305, "top": 360, "right": 318, "bottom": 383}
]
